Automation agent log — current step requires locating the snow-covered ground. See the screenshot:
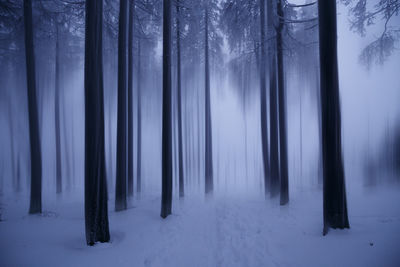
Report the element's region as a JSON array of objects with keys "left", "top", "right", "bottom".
[{"left": 1, "top": 185, "right": 400, "bottom": 267}]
